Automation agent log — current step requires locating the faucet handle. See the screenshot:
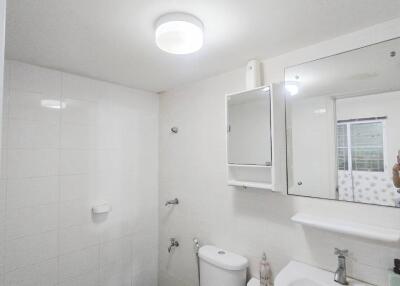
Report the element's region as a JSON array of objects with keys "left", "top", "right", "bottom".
[{"left": 334, "top": 248, "right": 348, "bottom": 257}]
